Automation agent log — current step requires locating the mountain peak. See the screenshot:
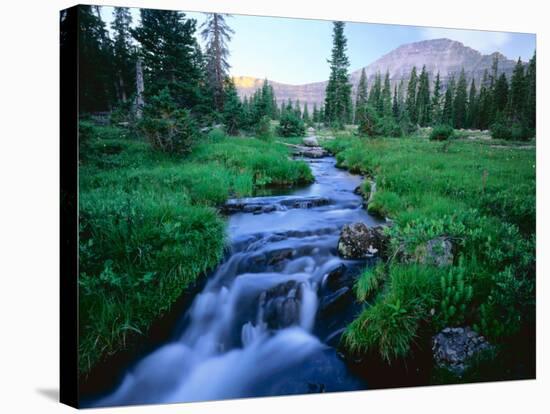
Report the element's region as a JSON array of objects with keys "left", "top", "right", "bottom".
[{"left": 235, "top": 39, "right": 517, "bottom": 107}]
